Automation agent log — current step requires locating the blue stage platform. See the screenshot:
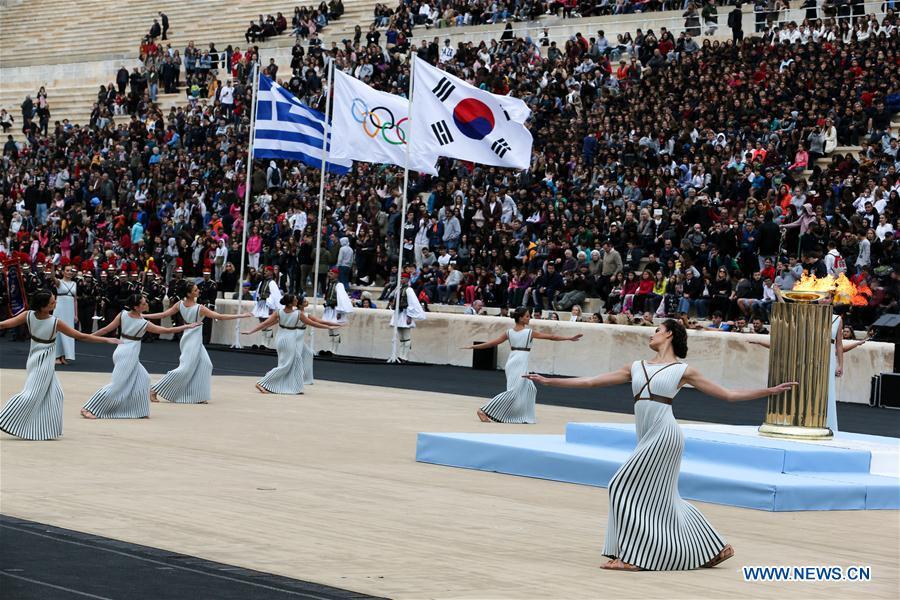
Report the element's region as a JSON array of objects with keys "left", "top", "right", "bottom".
[{"left": 415, "top": 423, "right": 900, "bottom": 512}]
